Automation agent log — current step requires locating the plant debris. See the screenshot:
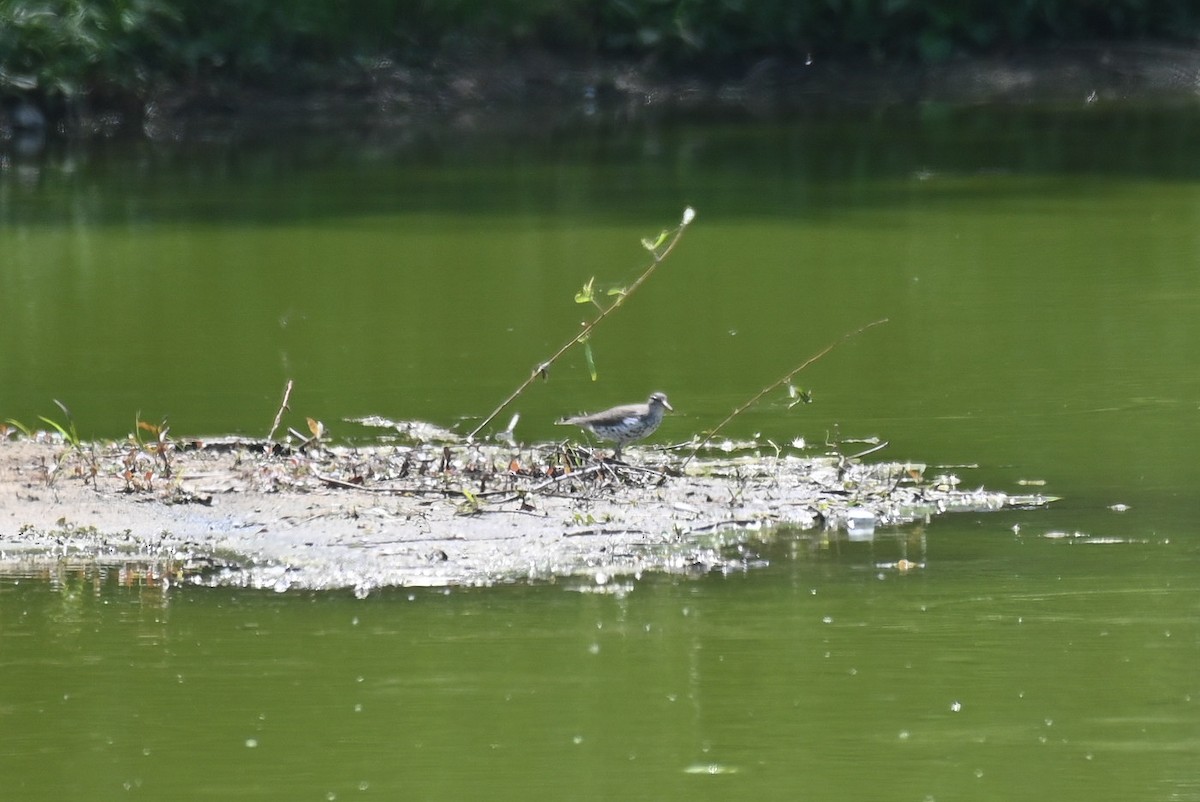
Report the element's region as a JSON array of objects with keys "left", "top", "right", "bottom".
[{"left": 0, "top": 429, "right": 1056, "bottom": 593}]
